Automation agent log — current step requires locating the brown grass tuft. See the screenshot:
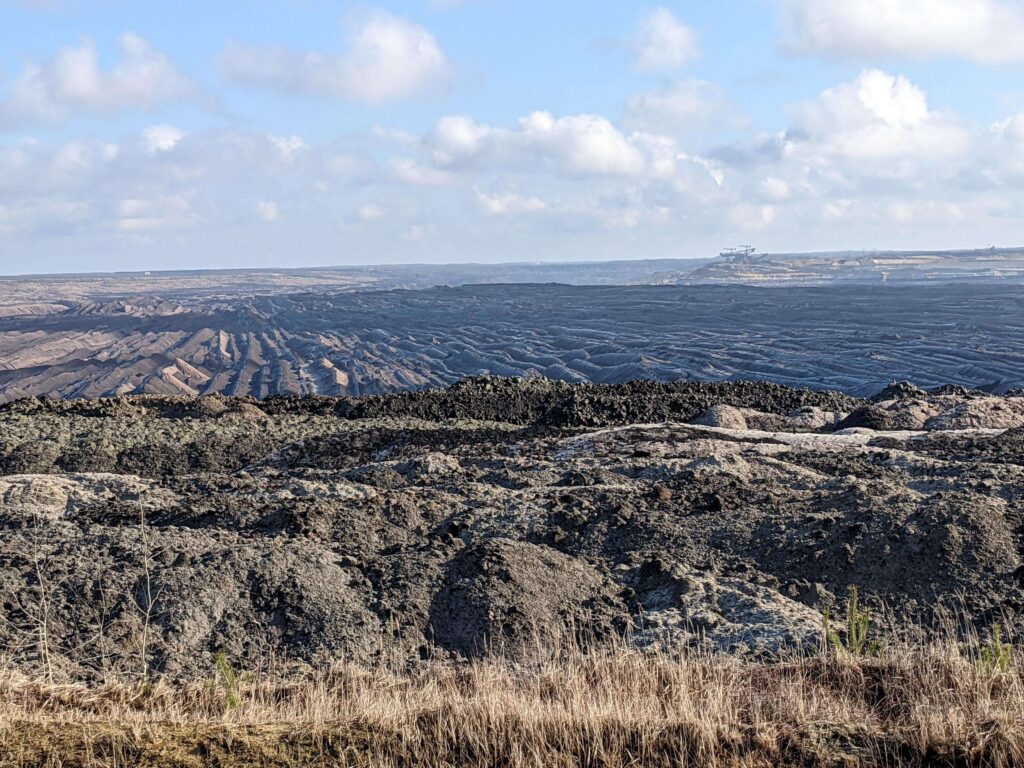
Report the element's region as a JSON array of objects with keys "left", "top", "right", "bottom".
[{"left": 0, "top": 642, "right": 1023, "bottom": 767}]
